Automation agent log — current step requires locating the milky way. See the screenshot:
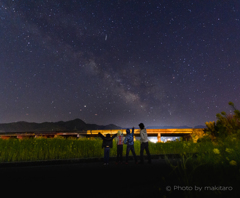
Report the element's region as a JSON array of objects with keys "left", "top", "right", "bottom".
[{"left": 0, "top": 0, "right": 239, "bottom": 128}]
